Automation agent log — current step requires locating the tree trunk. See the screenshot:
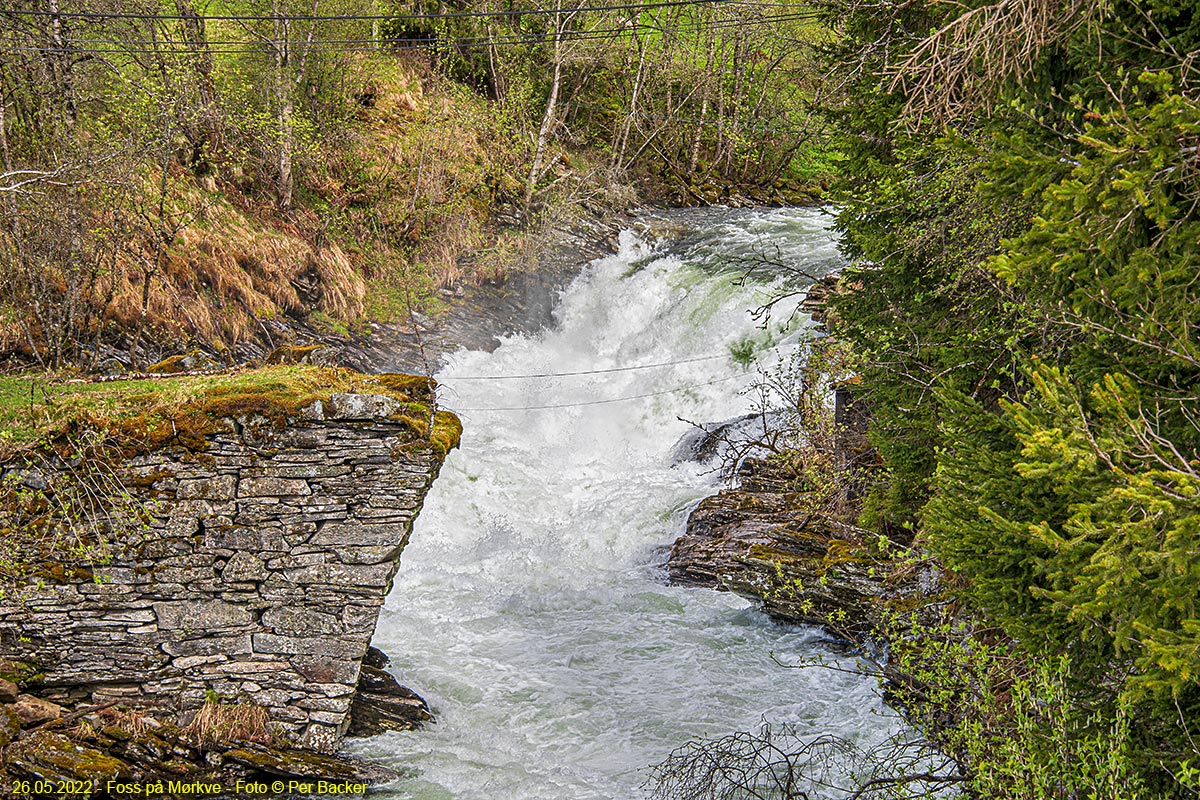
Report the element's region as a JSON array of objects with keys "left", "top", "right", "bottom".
[
  {"left": 613, "top": 23, "right": 647, "bottom": 170},
  {"left": 689, "top": 39, "right": 716, "bottom": 175},
  {"left": 486, "top": 20, "right": 505, "bottom": 102},
  {"left": 524, "top": 3, "right": 565, "bottom": 217},
  {"left": 273, "top": 1, "right": 294, "bottom": 212},
  {"left": 175, "top": 0, "right": 220, "bottom": 171},
  {"left": 0, "top": 98, "right": 11, "bottom": 174},
  {"left": 128, "top": 138, "right": 174, "bottom": 369},
  {"left": 46, "top": 0, "right": 77, "bottom": 123}
]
